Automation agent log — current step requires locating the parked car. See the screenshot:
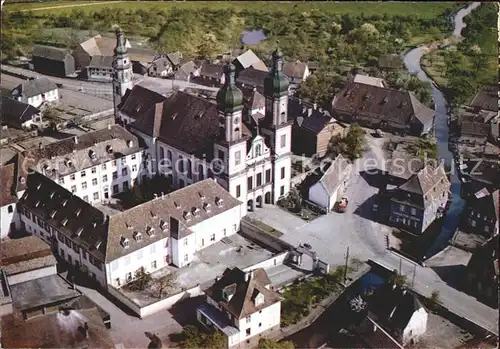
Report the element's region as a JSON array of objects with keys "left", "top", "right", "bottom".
[{"left": 337, "top": 197, "right": 348, "bottom": 213}]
